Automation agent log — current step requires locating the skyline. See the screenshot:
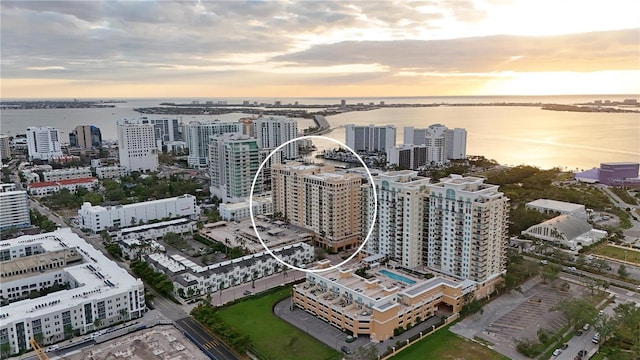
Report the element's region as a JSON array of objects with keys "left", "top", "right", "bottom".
[{"left": 1, "top": 0, "right": 639, "bottom": 99}]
